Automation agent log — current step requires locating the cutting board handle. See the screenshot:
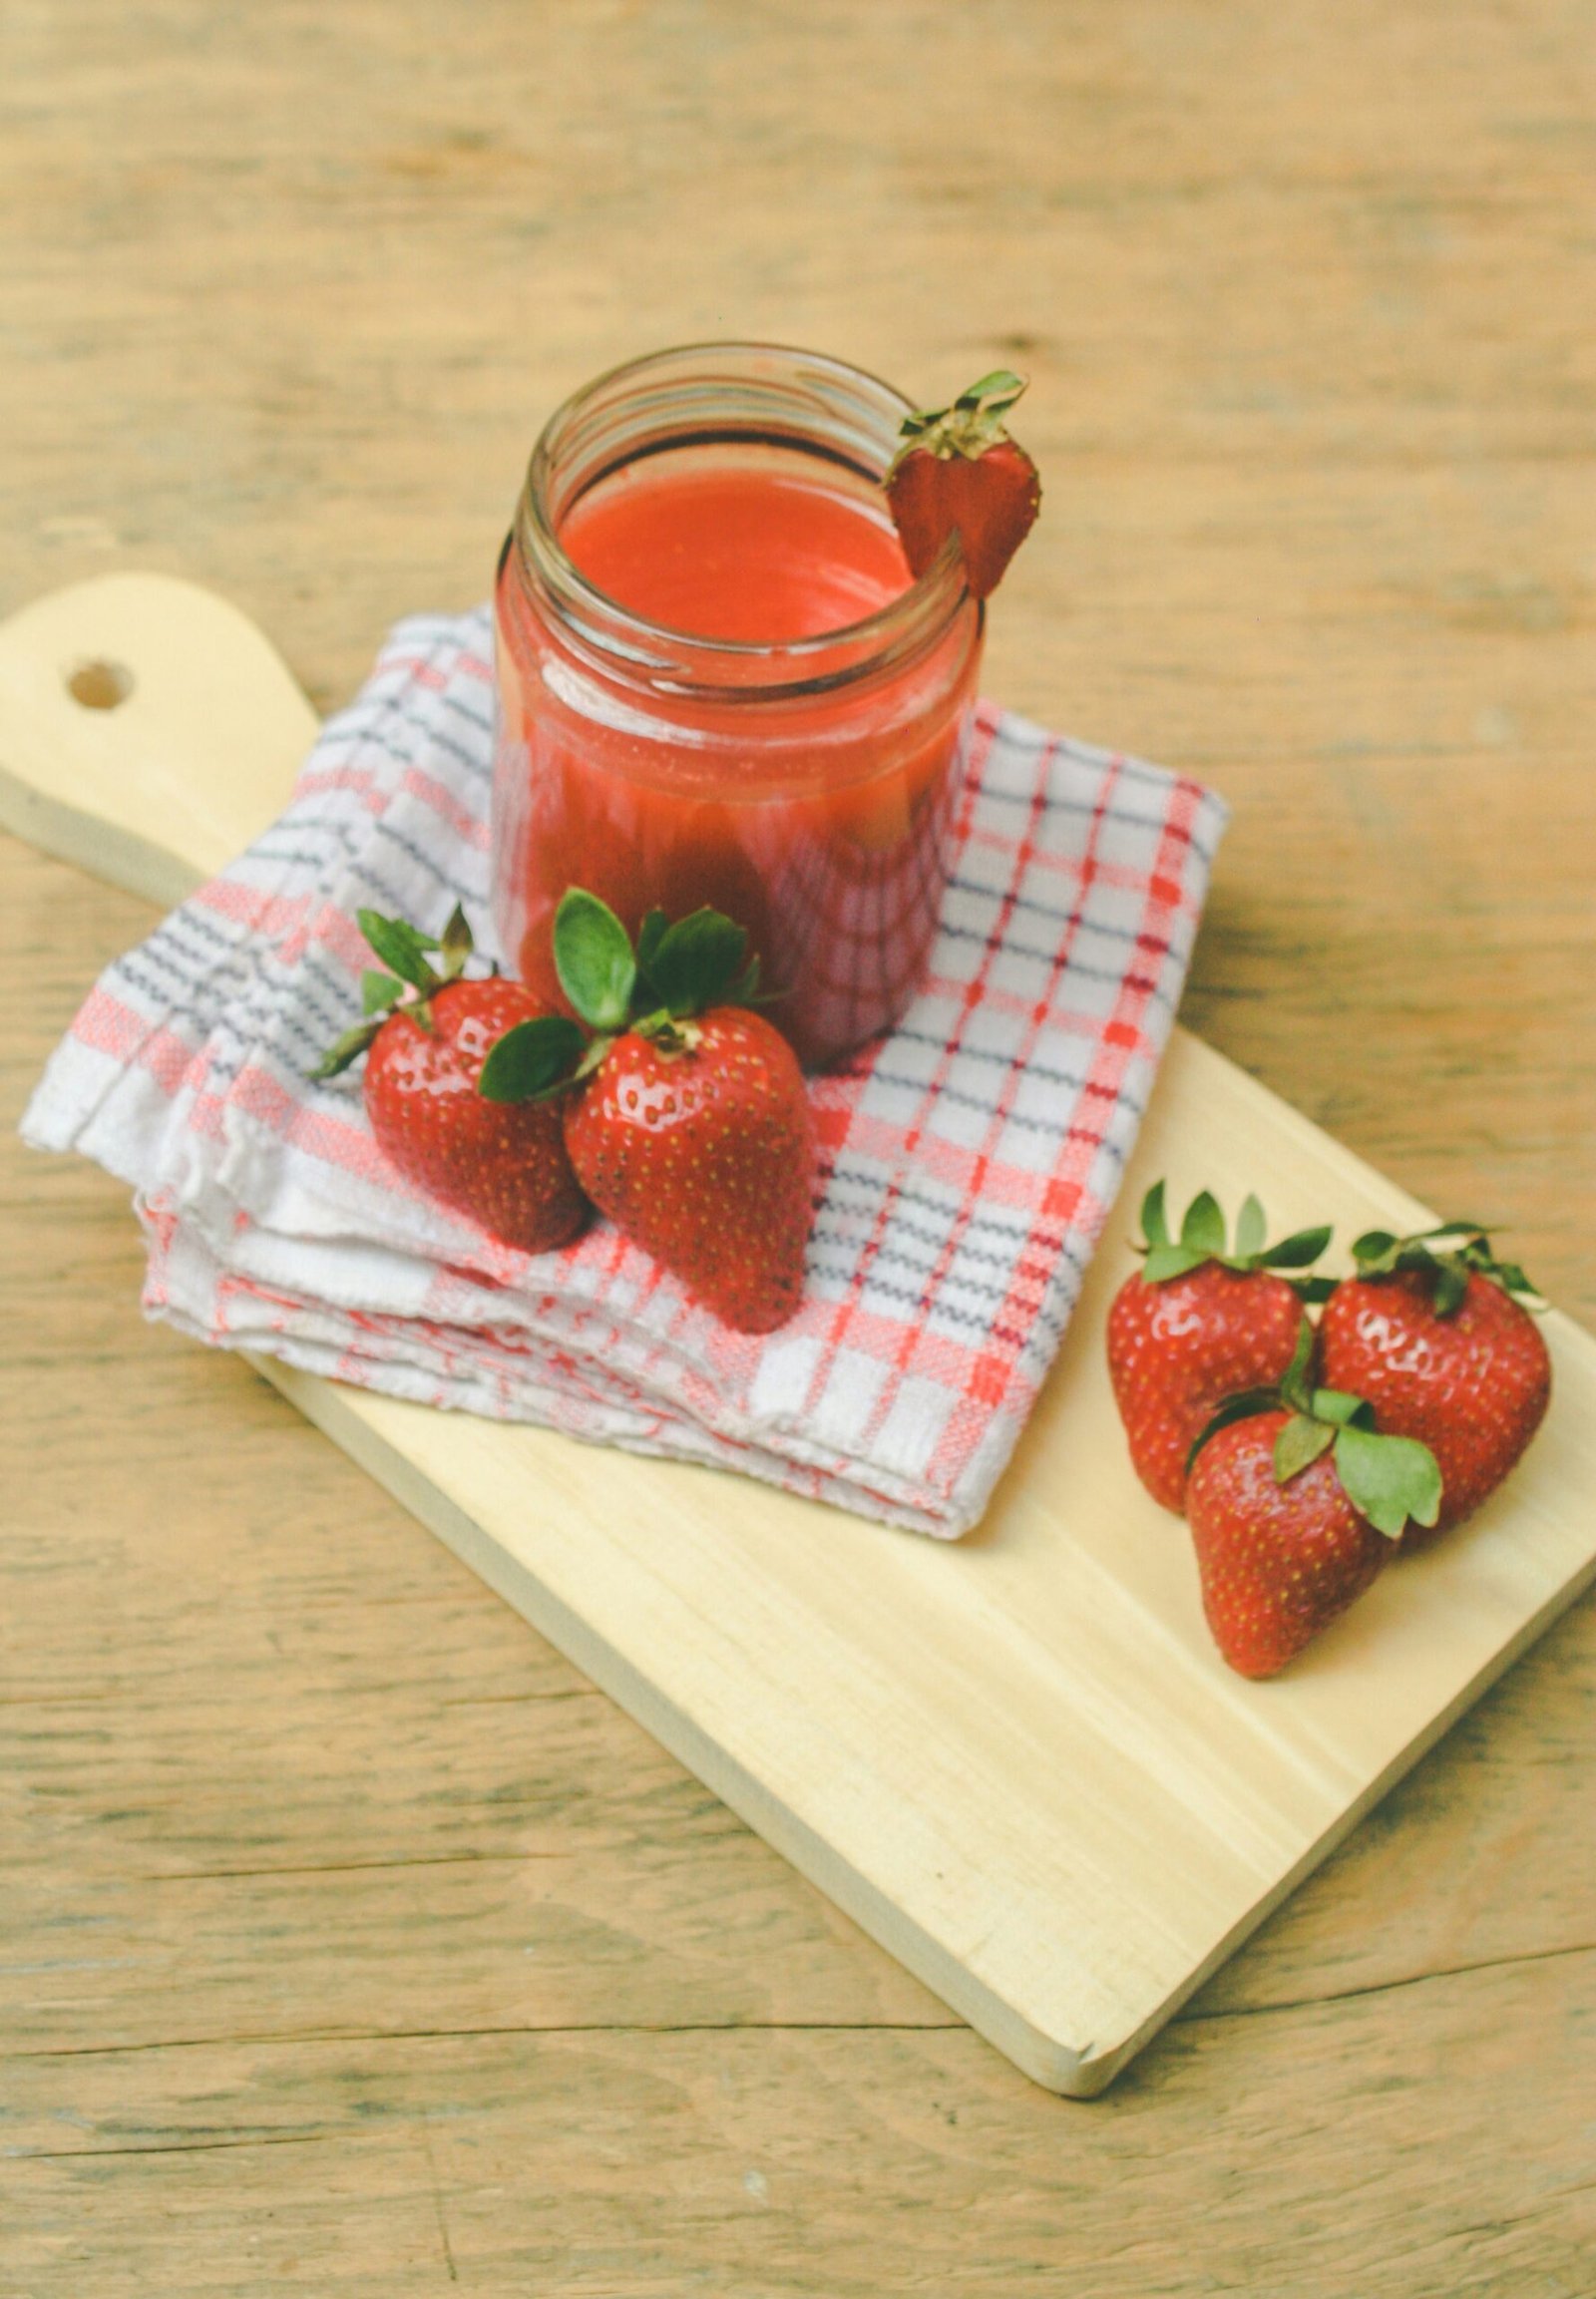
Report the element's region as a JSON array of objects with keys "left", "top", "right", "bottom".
[{"left": 0, "top": 572, "right": 320, "bottom": 906}]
